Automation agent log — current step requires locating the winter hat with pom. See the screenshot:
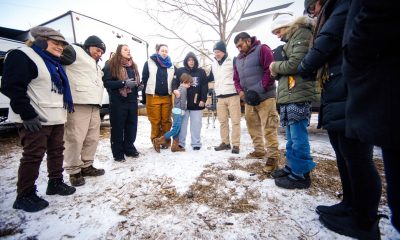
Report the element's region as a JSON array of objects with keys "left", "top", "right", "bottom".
[{"left": 270, "top": 14, "right": 295, "bottom": 33}]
